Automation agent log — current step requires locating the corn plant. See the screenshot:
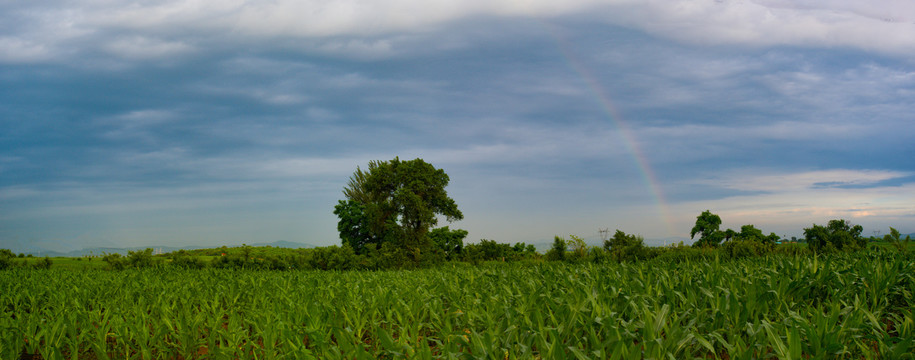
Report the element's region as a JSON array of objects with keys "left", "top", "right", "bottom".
[{"left": 0, "top": 251, "right": 912, "bottom": 358}]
